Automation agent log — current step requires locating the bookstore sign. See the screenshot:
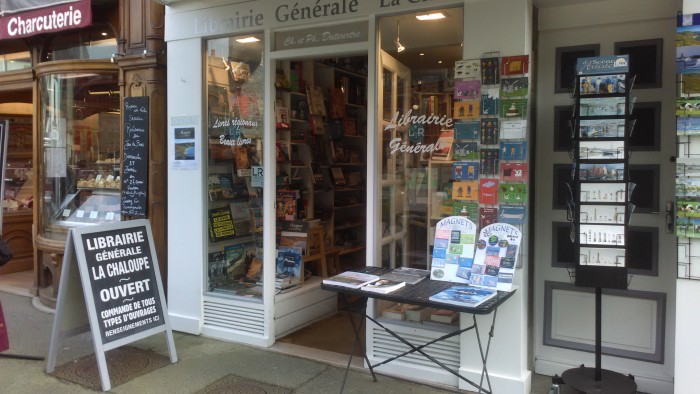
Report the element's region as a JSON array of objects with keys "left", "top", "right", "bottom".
[
  {"left": 46, "top": 220, "right": 177, "bottom": 391},
  {"left": 273, "top": 20, "right": 367, "bottom": 50}
]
